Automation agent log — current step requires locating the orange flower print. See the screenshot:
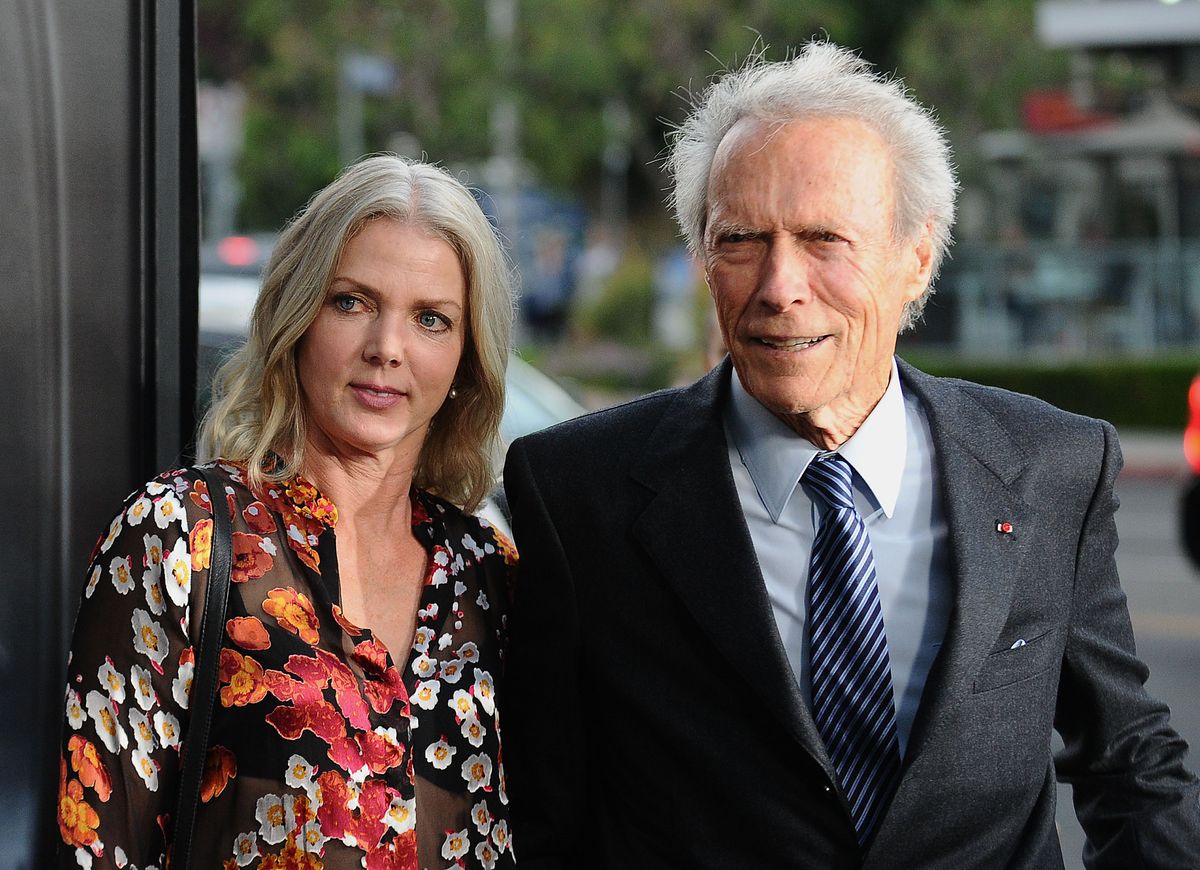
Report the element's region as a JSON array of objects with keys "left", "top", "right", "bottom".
[
  {"left": 219, "top": 648, "right": 269, "bottom": 707},
  {"left": 226, "top": 615, "right": 271, "bottom": 651},
  {"left": 332, "top": 604, "right": 364, "bottom": 636},
  {"left": 232, "top": 532, "right": 274, "bottom": 583},
  {"left": 242, "top": 500, "right": 277, "bottom": 535},
  {"left": 260, "top": 840, "right": 324, "bottom": 869},
  {"left": 67, "top": 736, "right": 112, "bottom": 802},
  {"left": 57, "top": 759, "right": 100, "bottom": 848},
  {"left": 493, "top": 528, "right": 518, "bottom": 566},
  {"left": 200, "top": 744, "right": 237, "bottom": 803},
  {"left": 263, "top": 587, "right": 321, "bottom": 645},
  {"left": 190, "top": 518, "right": 213, "bottom": 571},
  {"left": 189, "top": 477, "right": 212, "bottom": 511},
  {"left": 281, "top": 510, "right": 323, "bottom": 572},
  {"left": 285, "top": 478, "right": 338, "bottom": 528}
]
